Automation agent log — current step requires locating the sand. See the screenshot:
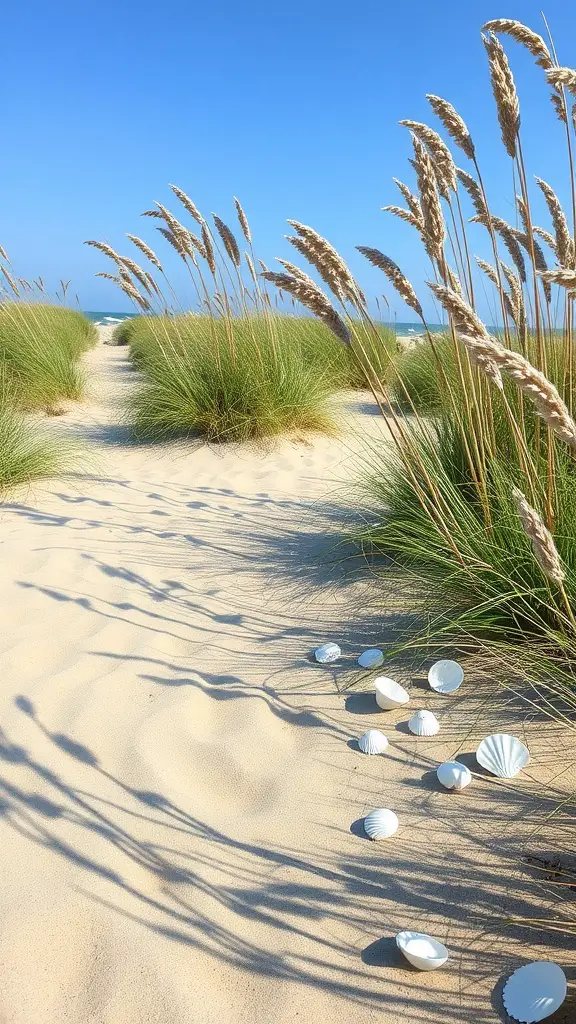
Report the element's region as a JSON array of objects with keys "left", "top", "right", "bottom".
[{"left": 0, "top": 331, "right": 573, "bottom": 1023}]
